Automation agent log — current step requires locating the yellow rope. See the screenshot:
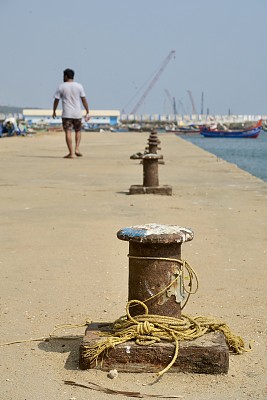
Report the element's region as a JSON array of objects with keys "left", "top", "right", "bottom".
[
  {"left": 0, "top": 320, "right": 91, "bottom": 347},
  {"left": 82, "top": 300, "right": 248, "bottom": 376},
  {"left": 0, "top": 257, "right": 248, "bottom": 377},
  {"left": 0, "top": 337, "right": 48, "bottom": 346},
  {"left": 49, "top": 321, "right": 91, "bottom": 338},
  {"left": 127, "top": 257, "right": 199, "bottom": 309},
  {"left": 0, "top": 257, "right": 196, "bottom": 347}
]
